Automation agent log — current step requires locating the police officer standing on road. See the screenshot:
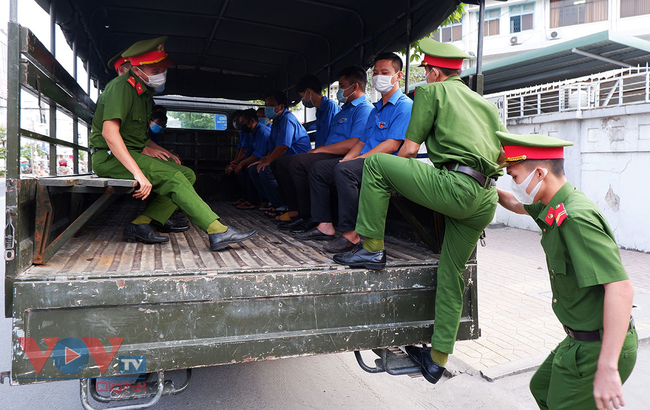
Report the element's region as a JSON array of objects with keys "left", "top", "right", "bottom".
[
  {"left": 89, "top": 36, "right": 256, "bottom": 250},
  {"left": 496, "top": 132, "right": 637, "bottom": 410},
  {"left": 333, "top": 39, "right": 508, "bottom": 383}
]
